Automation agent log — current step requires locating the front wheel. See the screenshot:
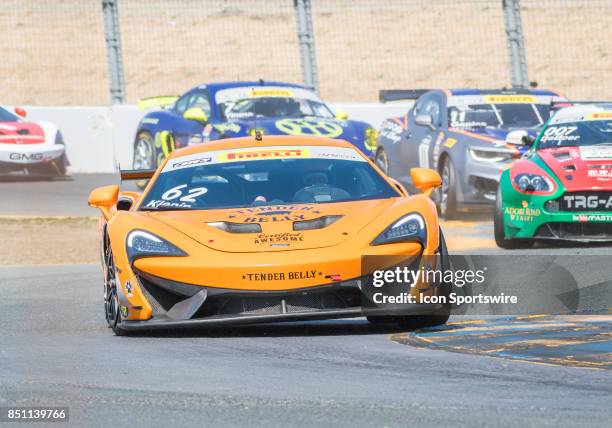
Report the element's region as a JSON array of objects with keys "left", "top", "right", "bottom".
[
  {"left": 103, "top": 235, "right": 127, "bottom": 336},
  {"left": 438, "top": 158, "right": 458, "bottom": 219},
  {"left": 494, "top": 186, "right": 533, "bottom": 249}
]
